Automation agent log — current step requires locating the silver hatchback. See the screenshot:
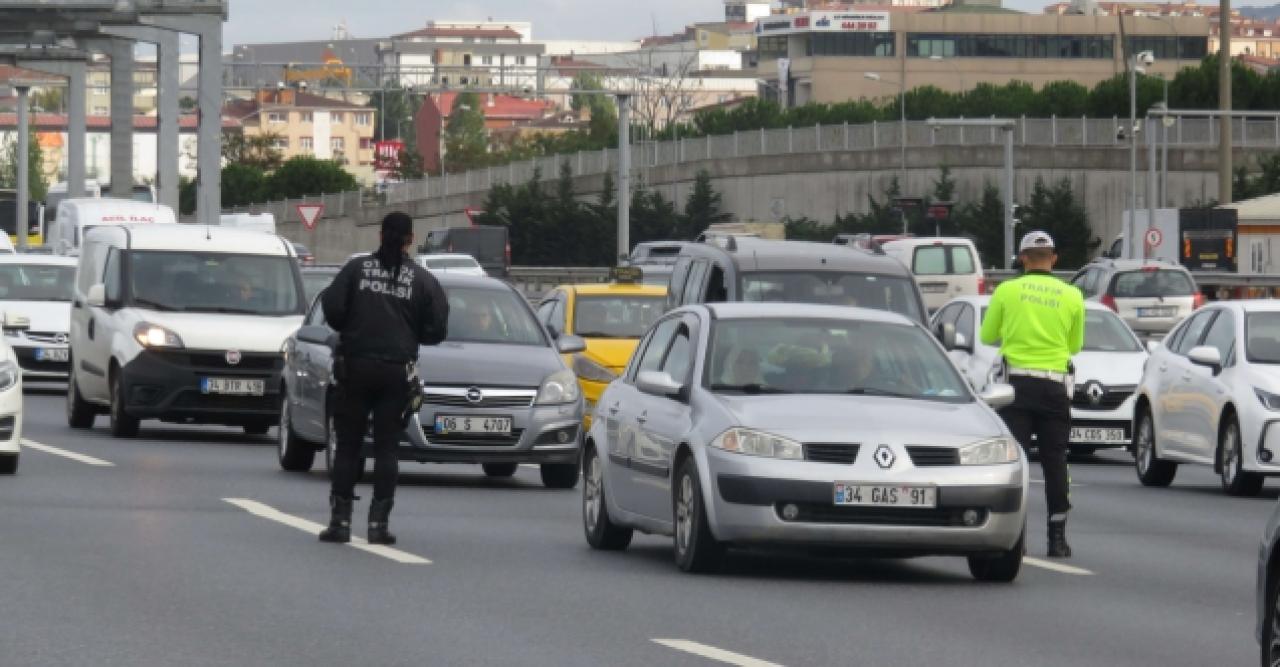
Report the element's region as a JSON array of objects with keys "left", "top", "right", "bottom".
[{"left": 581, "top": 303, "right": 1028, "bottom": 580}]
